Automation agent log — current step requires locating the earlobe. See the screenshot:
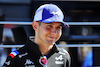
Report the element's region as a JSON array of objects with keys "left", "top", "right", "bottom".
[{"left": 32, "top": 21, "right": 38, "bottom": 31}]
